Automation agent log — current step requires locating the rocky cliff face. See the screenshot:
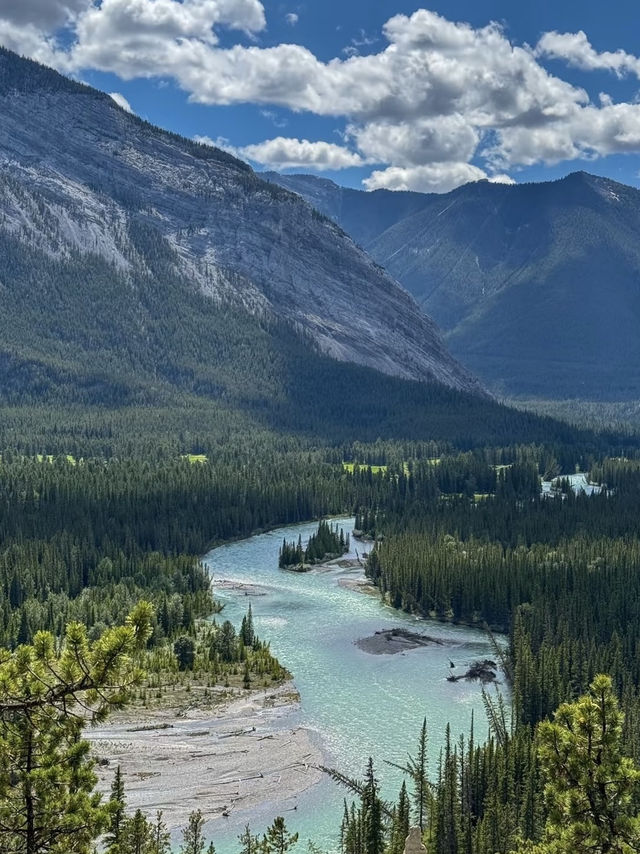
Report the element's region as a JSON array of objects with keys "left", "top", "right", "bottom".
[{"left": 0, "top": 48, "right": 481, "bottom": 395}]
